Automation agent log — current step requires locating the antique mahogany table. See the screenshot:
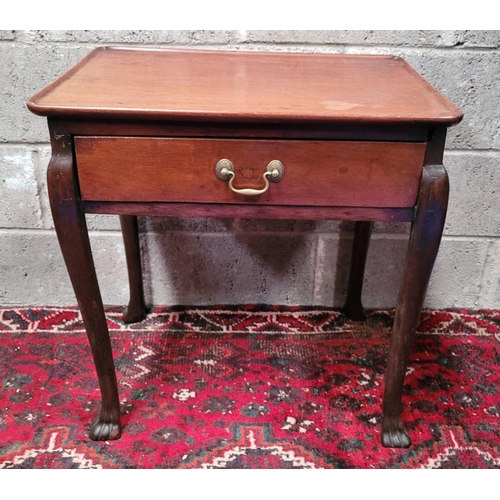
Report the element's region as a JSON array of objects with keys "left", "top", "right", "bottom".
[{"left": 27, "top": 47, "right": 462, "bottom": 448}]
